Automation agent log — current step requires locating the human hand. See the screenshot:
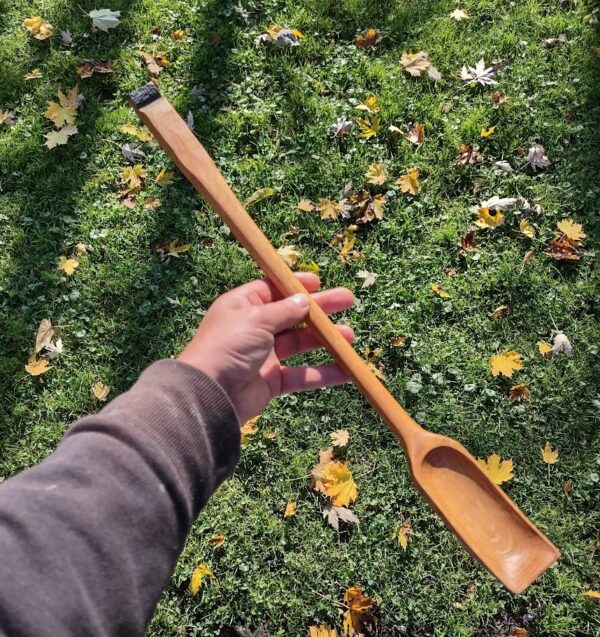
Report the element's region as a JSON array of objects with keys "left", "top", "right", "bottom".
[{"left": 178, "top": 273, "right": 355, "bottom": 423}]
